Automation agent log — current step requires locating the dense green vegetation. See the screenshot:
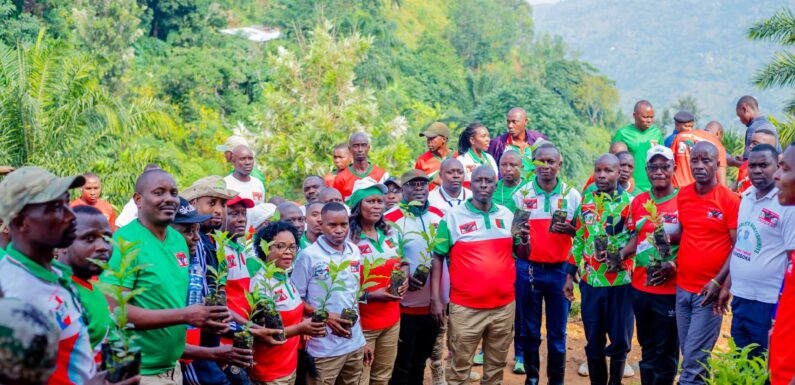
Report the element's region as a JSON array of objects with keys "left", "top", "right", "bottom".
[{"left": 0, "top": 0, "right": 623, "bottom": 205}]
